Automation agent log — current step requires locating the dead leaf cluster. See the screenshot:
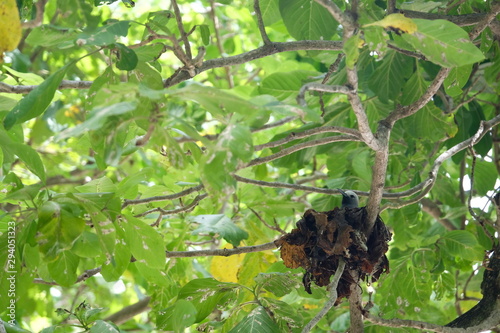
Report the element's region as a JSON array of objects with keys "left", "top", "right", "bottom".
[{"left": 275, "top": 207, "right": 391, "bottom": 302}]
